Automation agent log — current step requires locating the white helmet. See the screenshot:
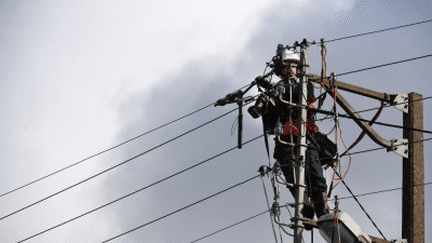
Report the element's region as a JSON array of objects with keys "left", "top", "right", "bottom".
[{"left": 281, "top": 50, "right": 300, "bottom": 64}]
